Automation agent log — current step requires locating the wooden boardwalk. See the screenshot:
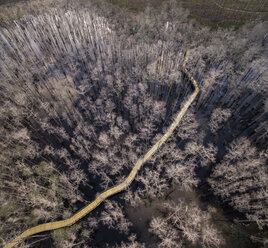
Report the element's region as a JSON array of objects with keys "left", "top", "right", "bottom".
[{"left": 4, "top": 51, "right": 199, "bottom": 248}]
